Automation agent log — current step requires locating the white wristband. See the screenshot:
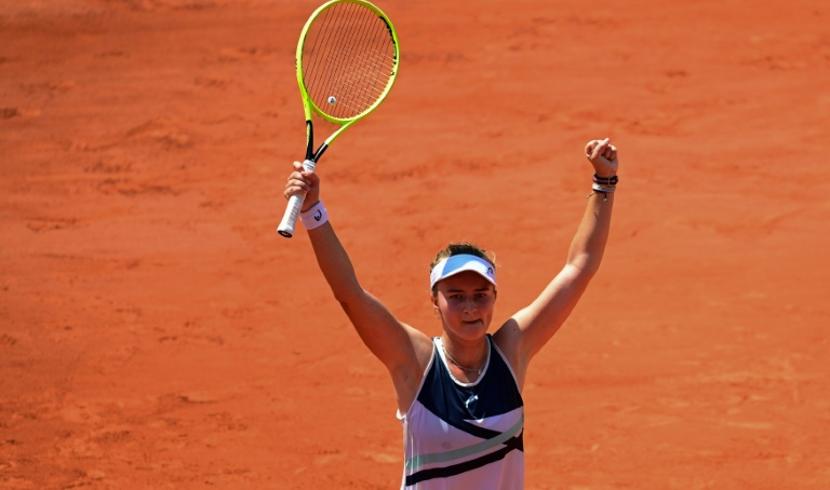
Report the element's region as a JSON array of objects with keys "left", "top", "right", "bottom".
[{"left": 300, "top": 200, "right": 328, "bottom": 231}]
